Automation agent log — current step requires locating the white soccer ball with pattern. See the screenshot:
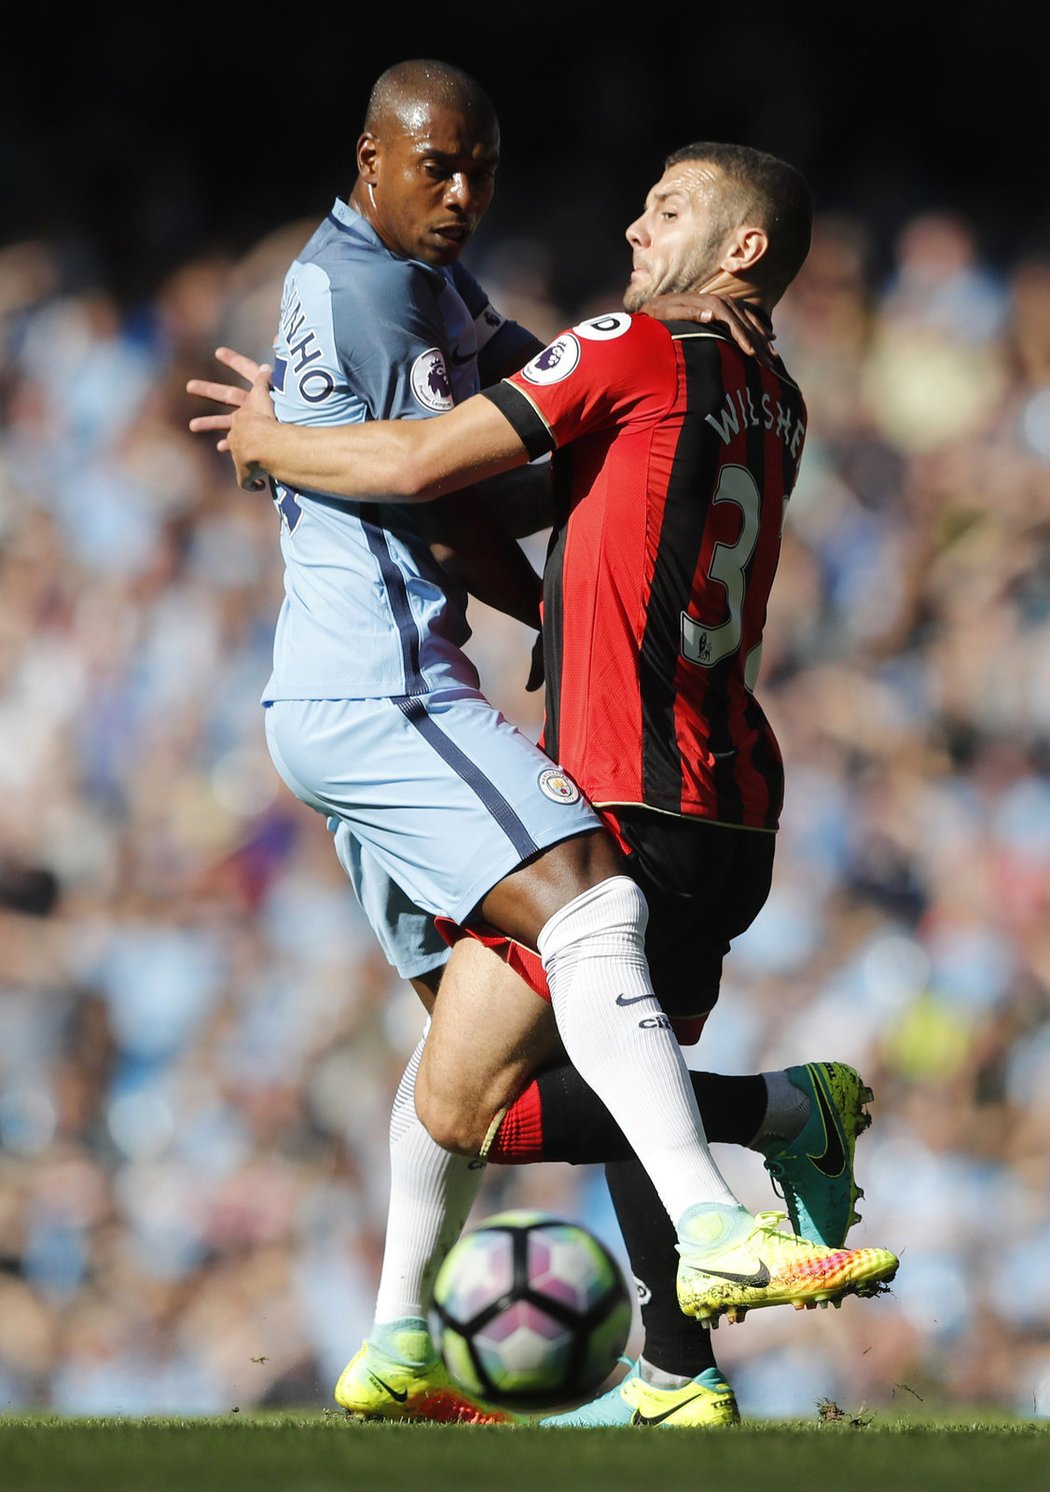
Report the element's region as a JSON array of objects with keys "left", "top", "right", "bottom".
[{"left": 429, "top": 1209, "right": 632, "bottom": 1410}]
